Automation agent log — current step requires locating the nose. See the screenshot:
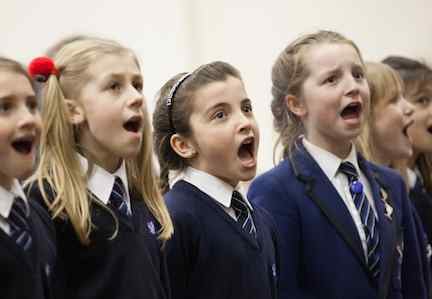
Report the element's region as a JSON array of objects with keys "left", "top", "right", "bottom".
[
  {"left": 345, "top": 76, "right": 361, "bottom": 98},
  {"left": 237, "top": 111, "right": 253, "bottom": 134},
  {"left": 401, "top": 96, "right": 414, "bottom": 116},
  {"left": 128, "top": 87, "right": 144, "bottom": 110},
  {"left": 18, "top": 105, "right": 40, "bottom": 131}
]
